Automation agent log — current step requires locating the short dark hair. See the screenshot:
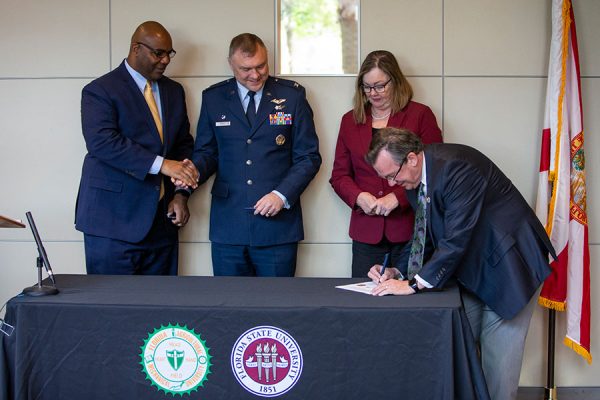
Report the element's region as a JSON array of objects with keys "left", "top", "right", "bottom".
[
  {"left": 229, "top": 33, "right": 266, "bottom": 58},
  {"left": 366, "top": 127, "right": 424, "bottom": 166}
]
